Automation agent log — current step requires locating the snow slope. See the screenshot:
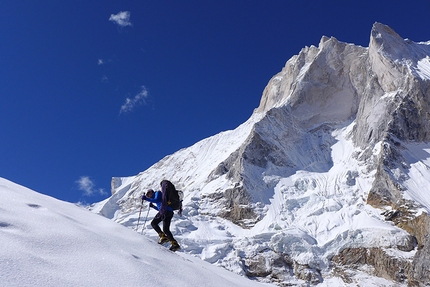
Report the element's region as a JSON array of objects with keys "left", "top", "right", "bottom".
[
  {"left": 398, "top": 142, "right": 430, "bottom": 213},
  {"left": 0, "top": 177, "right": 270, "bottom": 287}
]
